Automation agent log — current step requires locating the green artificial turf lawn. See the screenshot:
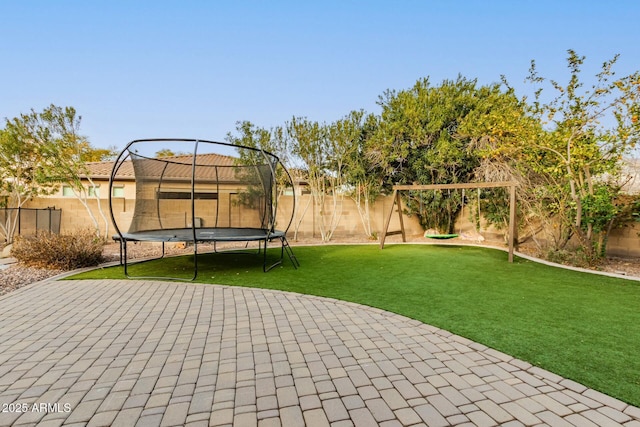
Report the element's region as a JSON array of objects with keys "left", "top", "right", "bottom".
[{"left": 69, "top": 244, "right": 640, "bottom": 406}]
